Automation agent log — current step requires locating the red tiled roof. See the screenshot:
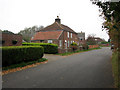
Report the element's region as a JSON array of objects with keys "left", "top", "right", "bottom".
[
  {"left": 38, "top": 22, "right": 76, "bottom": 33},
  {"left": 31, "top": 30, "right": 63, "bottom": 40}
]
